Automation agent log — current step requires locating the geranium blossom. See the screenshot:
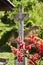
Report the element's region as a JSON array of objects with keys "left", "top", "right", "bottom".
[
  {"left": 28, "top": 60, "right": 35, "bottom": 65},
  {"left": 26, "top": 44, "right": 32, "bottom": 50},
  {"left": 7, "top": 34, "right": 43, "bottom": 65},
  {"left": 16, "top": 36, "right": 21, "bottom": 42},
  {"left": 32, "top": 53, "right": 40, "bottom": 61}
]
